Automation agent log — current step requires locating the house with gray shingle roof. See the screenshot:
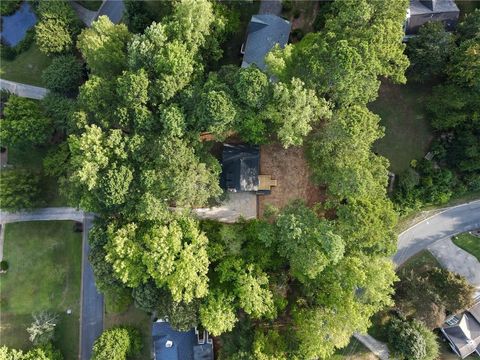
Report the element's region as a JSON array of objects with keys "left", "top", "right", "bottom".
[
  {"left": 241, "top": 14, "right": 291, "bottom": 71},
  {"left": 441, "top": 301, "right": 480, "bottom": 358},
  {"left": 405, "top": 0, "right": 460, "bottom": 35}
]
